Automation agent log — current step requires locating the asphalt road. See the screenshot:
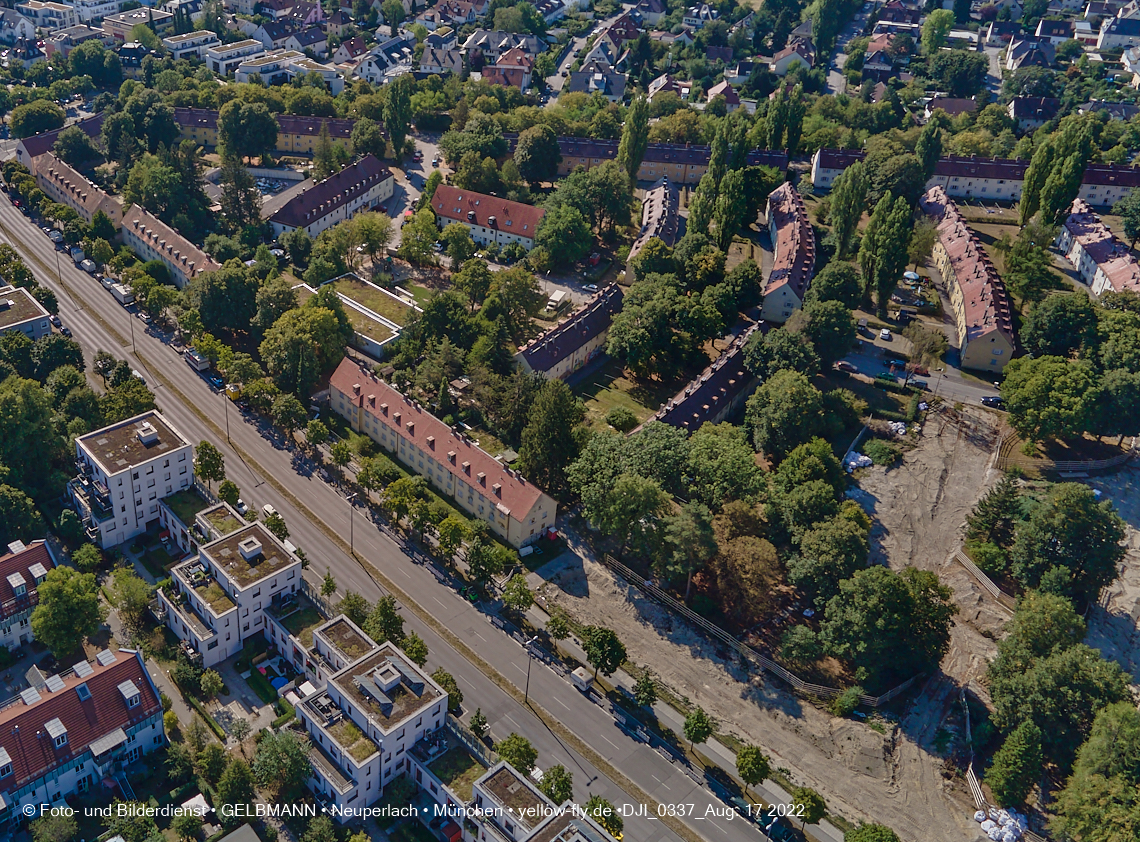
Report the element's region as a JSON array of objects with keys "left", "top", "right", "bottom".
[
  {"left": 841, "top": 338, "right": 1000, "bottom": 407},
  {"left": 0, "top": 197, "right": 770, "bottom": 842}
]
